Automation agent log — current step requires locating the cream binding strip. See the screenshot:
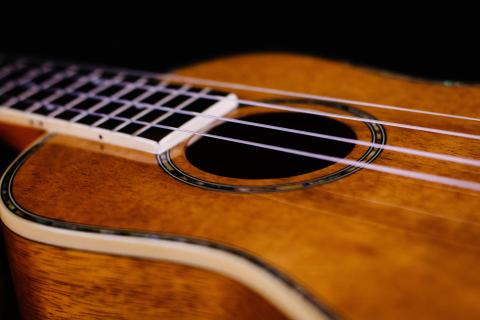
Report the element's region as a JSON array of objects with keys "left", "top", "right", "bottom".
[
  {"left": 0, "top": 138, "right": 332, "bottom": 320},
  {"left": 0, "top": 95, "right": 238, "bottom": 154}
]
